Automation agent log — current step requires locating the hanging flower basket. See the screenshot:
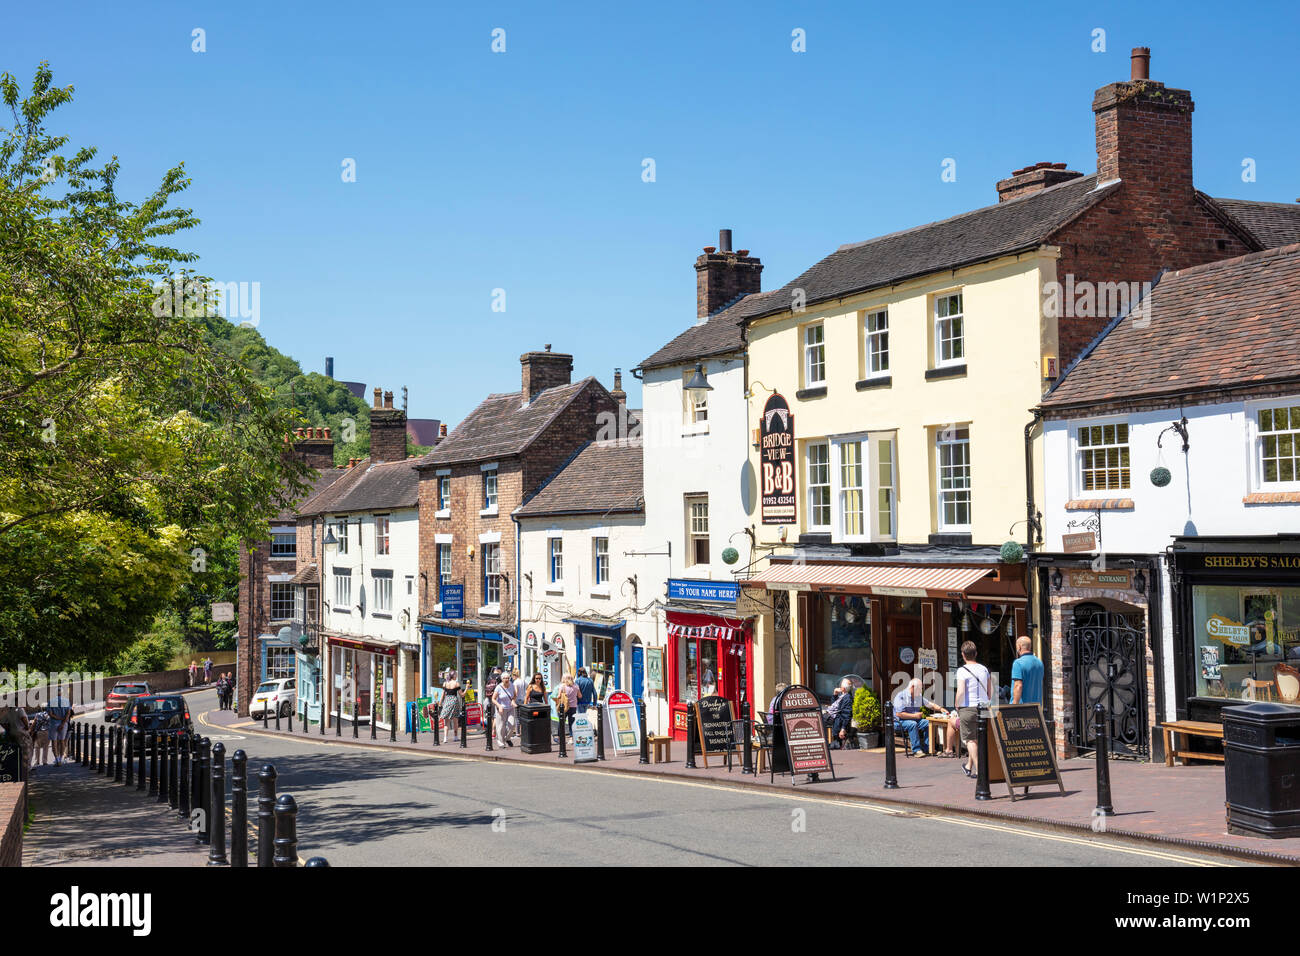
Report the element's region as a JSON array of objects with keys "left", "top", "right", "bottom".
[
  {"left": 1000, "top": 540, "right": 1025, "bottom": 564},
  {"left": 1150, "top": 466, "right": 1172, "bottom": 487}
]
